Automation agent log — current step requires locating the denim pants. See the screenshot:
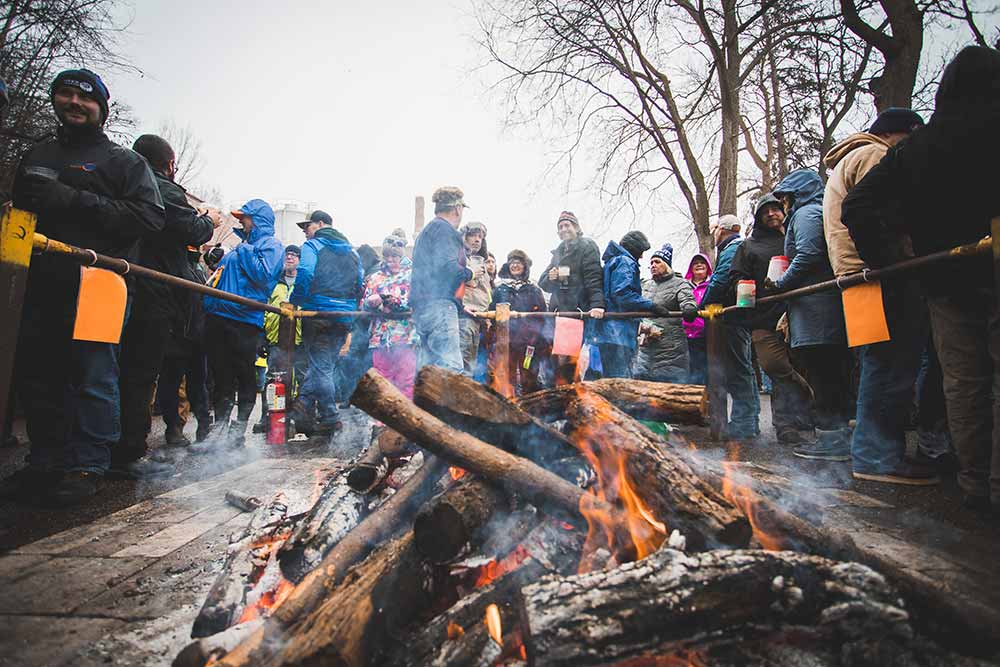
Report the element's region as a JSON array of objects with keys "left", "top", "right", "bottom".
[
  {"left": 851, "top": 280, "right": 928, "bottom": 473},
  {"left": 722, "top": 324, "right": 760, "bottom": 437},
  {"left": 687, "top": 336, "right": 707, "bottom": 385},
  {"left": 598, "top": 344, "right": 635, "bottom": 379},
  {"left": 927, "top": 290, "right": 1000, "bottom": 502},
  {"left": 414, "top": 299, "right": 463, "bottom": 373},
  {"left": 299, "top": 319, "right": 349, "bottom": 426},
  {"left": 16, "top": 306, "right": 122, "bottom": 474}
]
